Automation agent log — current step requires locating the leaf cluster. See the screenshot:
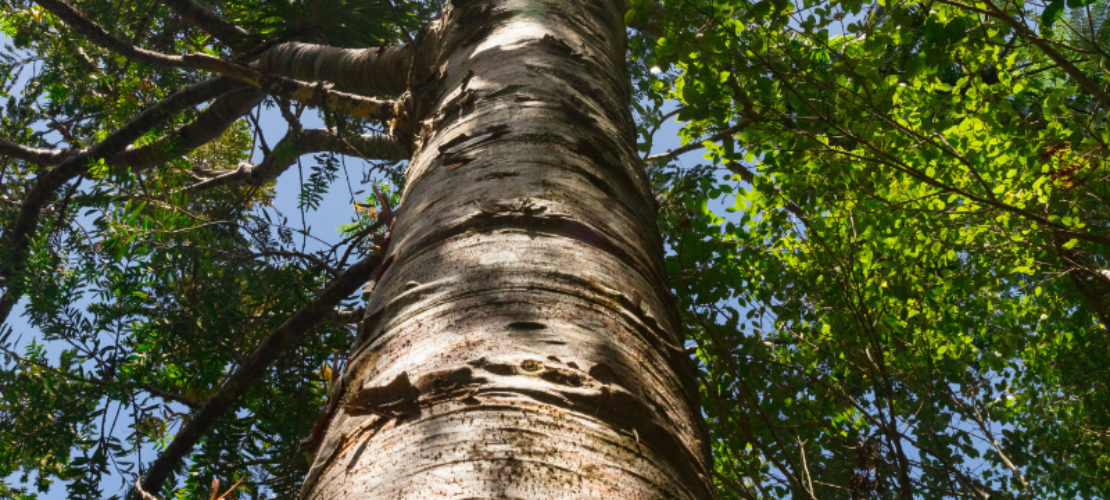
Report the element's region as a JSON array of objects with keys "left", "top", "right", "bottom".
[{"left": 634, "top": 0, "right": 1110, "bottom": 497}]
